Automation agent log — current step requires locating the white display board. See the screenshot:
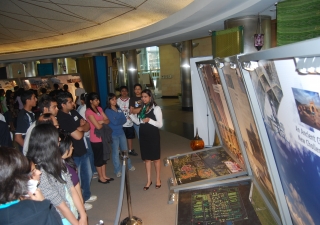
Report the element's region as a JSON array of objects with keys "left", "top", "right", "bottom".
[{"left": 190, "top": 56, "right": 215, "bottom": 146}]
